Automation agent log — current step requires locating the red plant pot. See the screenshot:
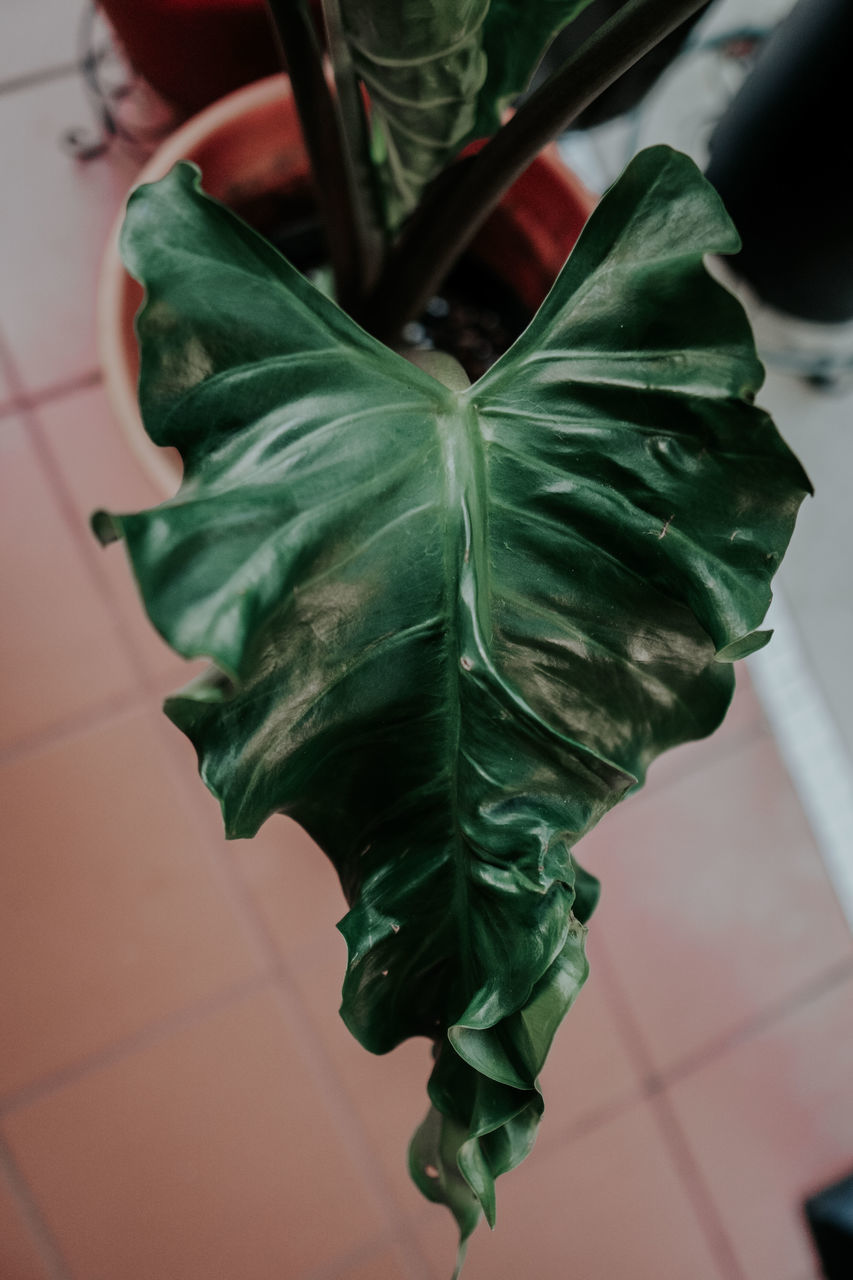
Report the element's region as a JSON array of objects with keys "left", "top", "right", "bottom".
[
  {"left": 98, "top": 0, "right": 280, "bottom": 116},
  {"left": 98, "top": 75, "right": 595, "bottom": 494}
]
